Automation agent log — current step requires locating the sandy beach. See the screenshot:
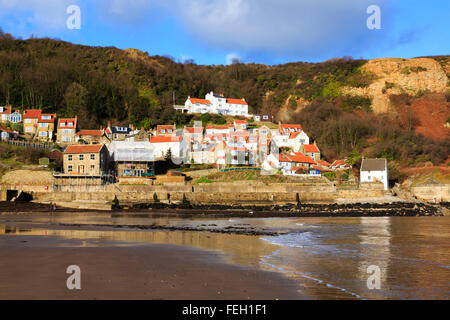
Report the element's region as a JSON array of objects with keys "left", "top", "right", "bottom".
[{"left": 0, "top": 234, "right": 304, "bottom": 300}]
